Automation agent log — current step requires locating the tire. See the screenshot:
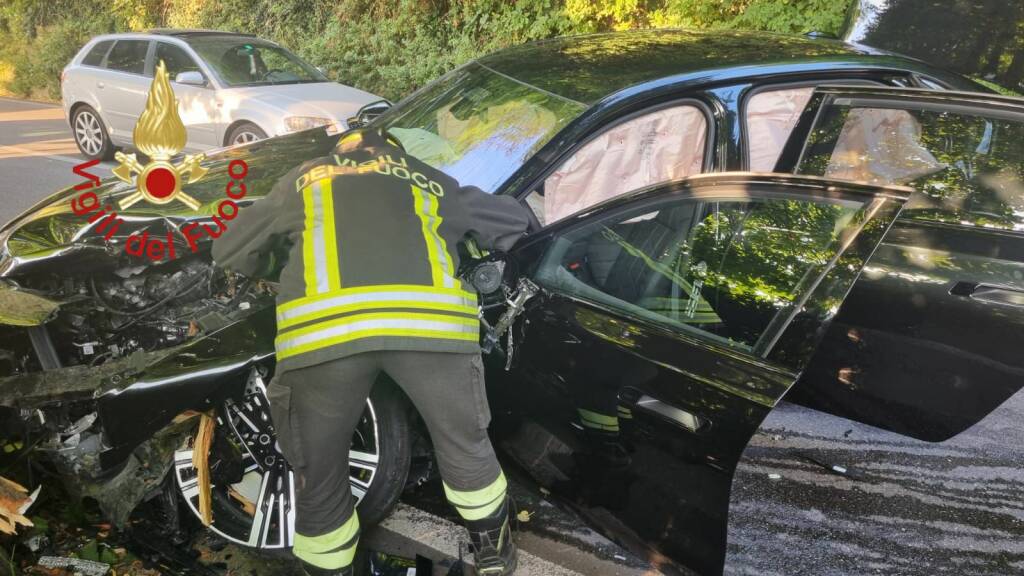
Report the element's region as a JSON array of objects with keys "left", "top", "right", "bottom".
[
  {"left": 71, "top": 105, "right": 114, "bottom": 161},
  {"left": 173, "top": 377, "right": 411, "bottom": 549},
  {"left": 226, "top": 122, "right": 268, "bottom": 147}
]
